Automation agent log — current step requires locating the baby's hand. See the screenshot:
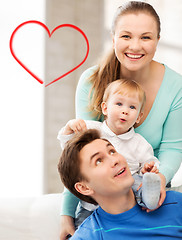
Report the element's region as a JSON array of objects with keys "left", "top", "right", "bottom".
[
  {"left": 141, "top": 161, "right": 159, "bottom": 174},
  {"left": 64, "top": 119, "right": 87, "bottom": 135}
]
